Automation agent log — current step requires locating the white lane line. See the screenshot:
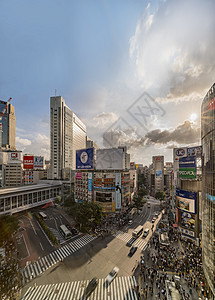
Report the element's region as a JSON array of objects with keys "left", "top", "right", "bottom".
[
  {"left": 40, "top": 242, "right": 44, "bottom": 251},
  {"left": 29, "top": 219, "right": 37, "bottom": 235},
  {"left": 22, "top": 234, "right": 30, "bottom": 257}
]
